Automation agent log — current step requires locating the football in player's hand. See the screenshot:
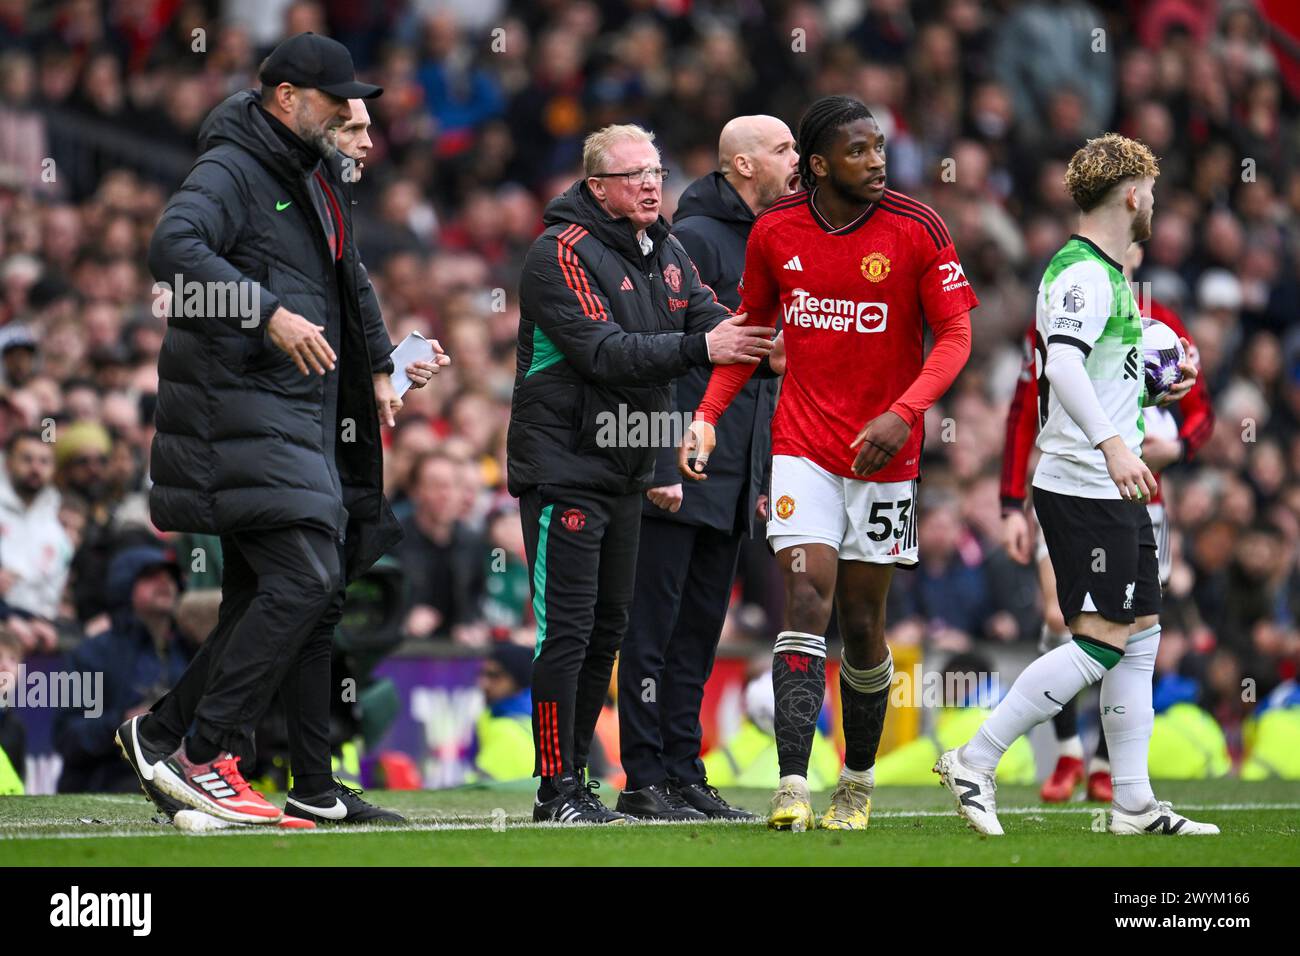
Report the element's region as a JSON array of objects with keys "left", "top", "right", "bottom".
[{"left": 1142, "top": 319, "right": 1185, "bottom": 404}]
